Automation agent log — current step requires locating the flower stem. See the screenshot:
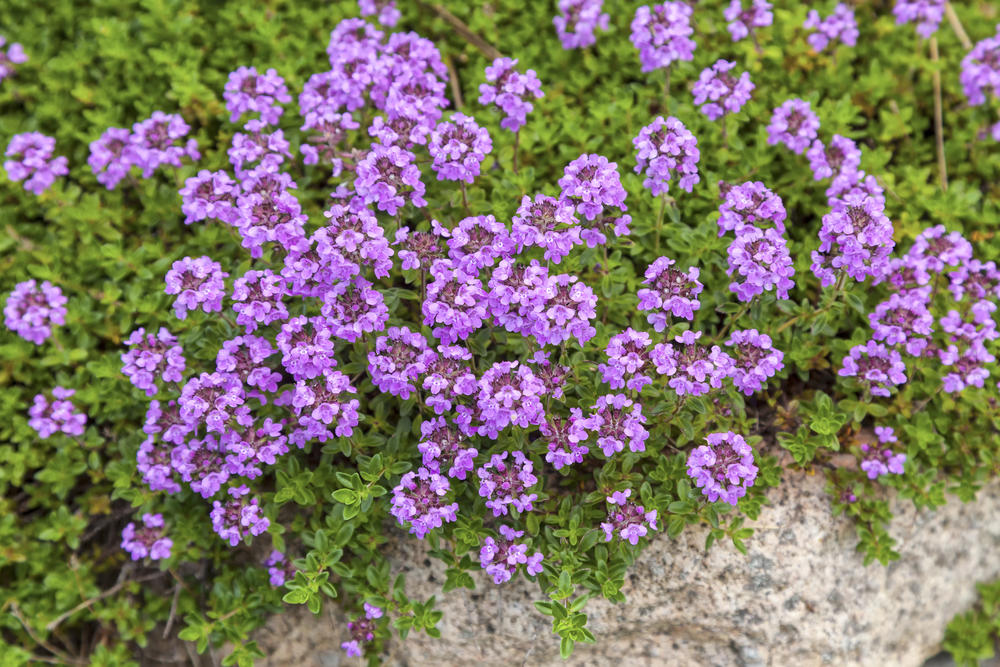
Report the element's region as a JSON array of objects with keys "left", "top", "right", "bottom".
[
  {"left": 655, "top": 195, "right": 667, "bottom": 255},
  {"left": 930, "top": 36, "right": 948, "bottom": 191}
]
